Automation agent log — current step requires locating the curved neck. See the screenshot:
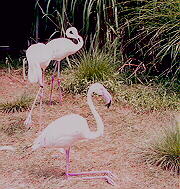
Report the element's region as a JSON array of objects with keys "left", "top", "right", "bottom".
[
  {"left": 67, "top": 35, "right": 83, "bottom": 52},
  {"left": 87, "top": 91, "right": 104, "bottom": 138},
  {"left": 76, "top": 36, "right": 84, "bottom": 50}
]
